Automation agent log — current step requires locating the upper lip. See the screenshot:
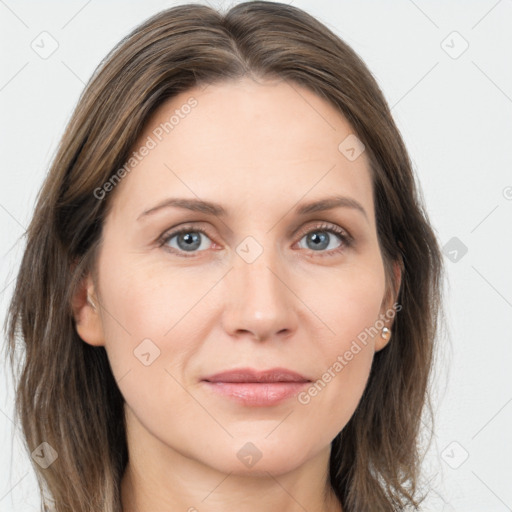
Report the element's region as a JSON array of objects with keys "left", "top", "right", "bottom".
[{"left": 202, "top": 367, "right": 311, "bottom": 383}]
